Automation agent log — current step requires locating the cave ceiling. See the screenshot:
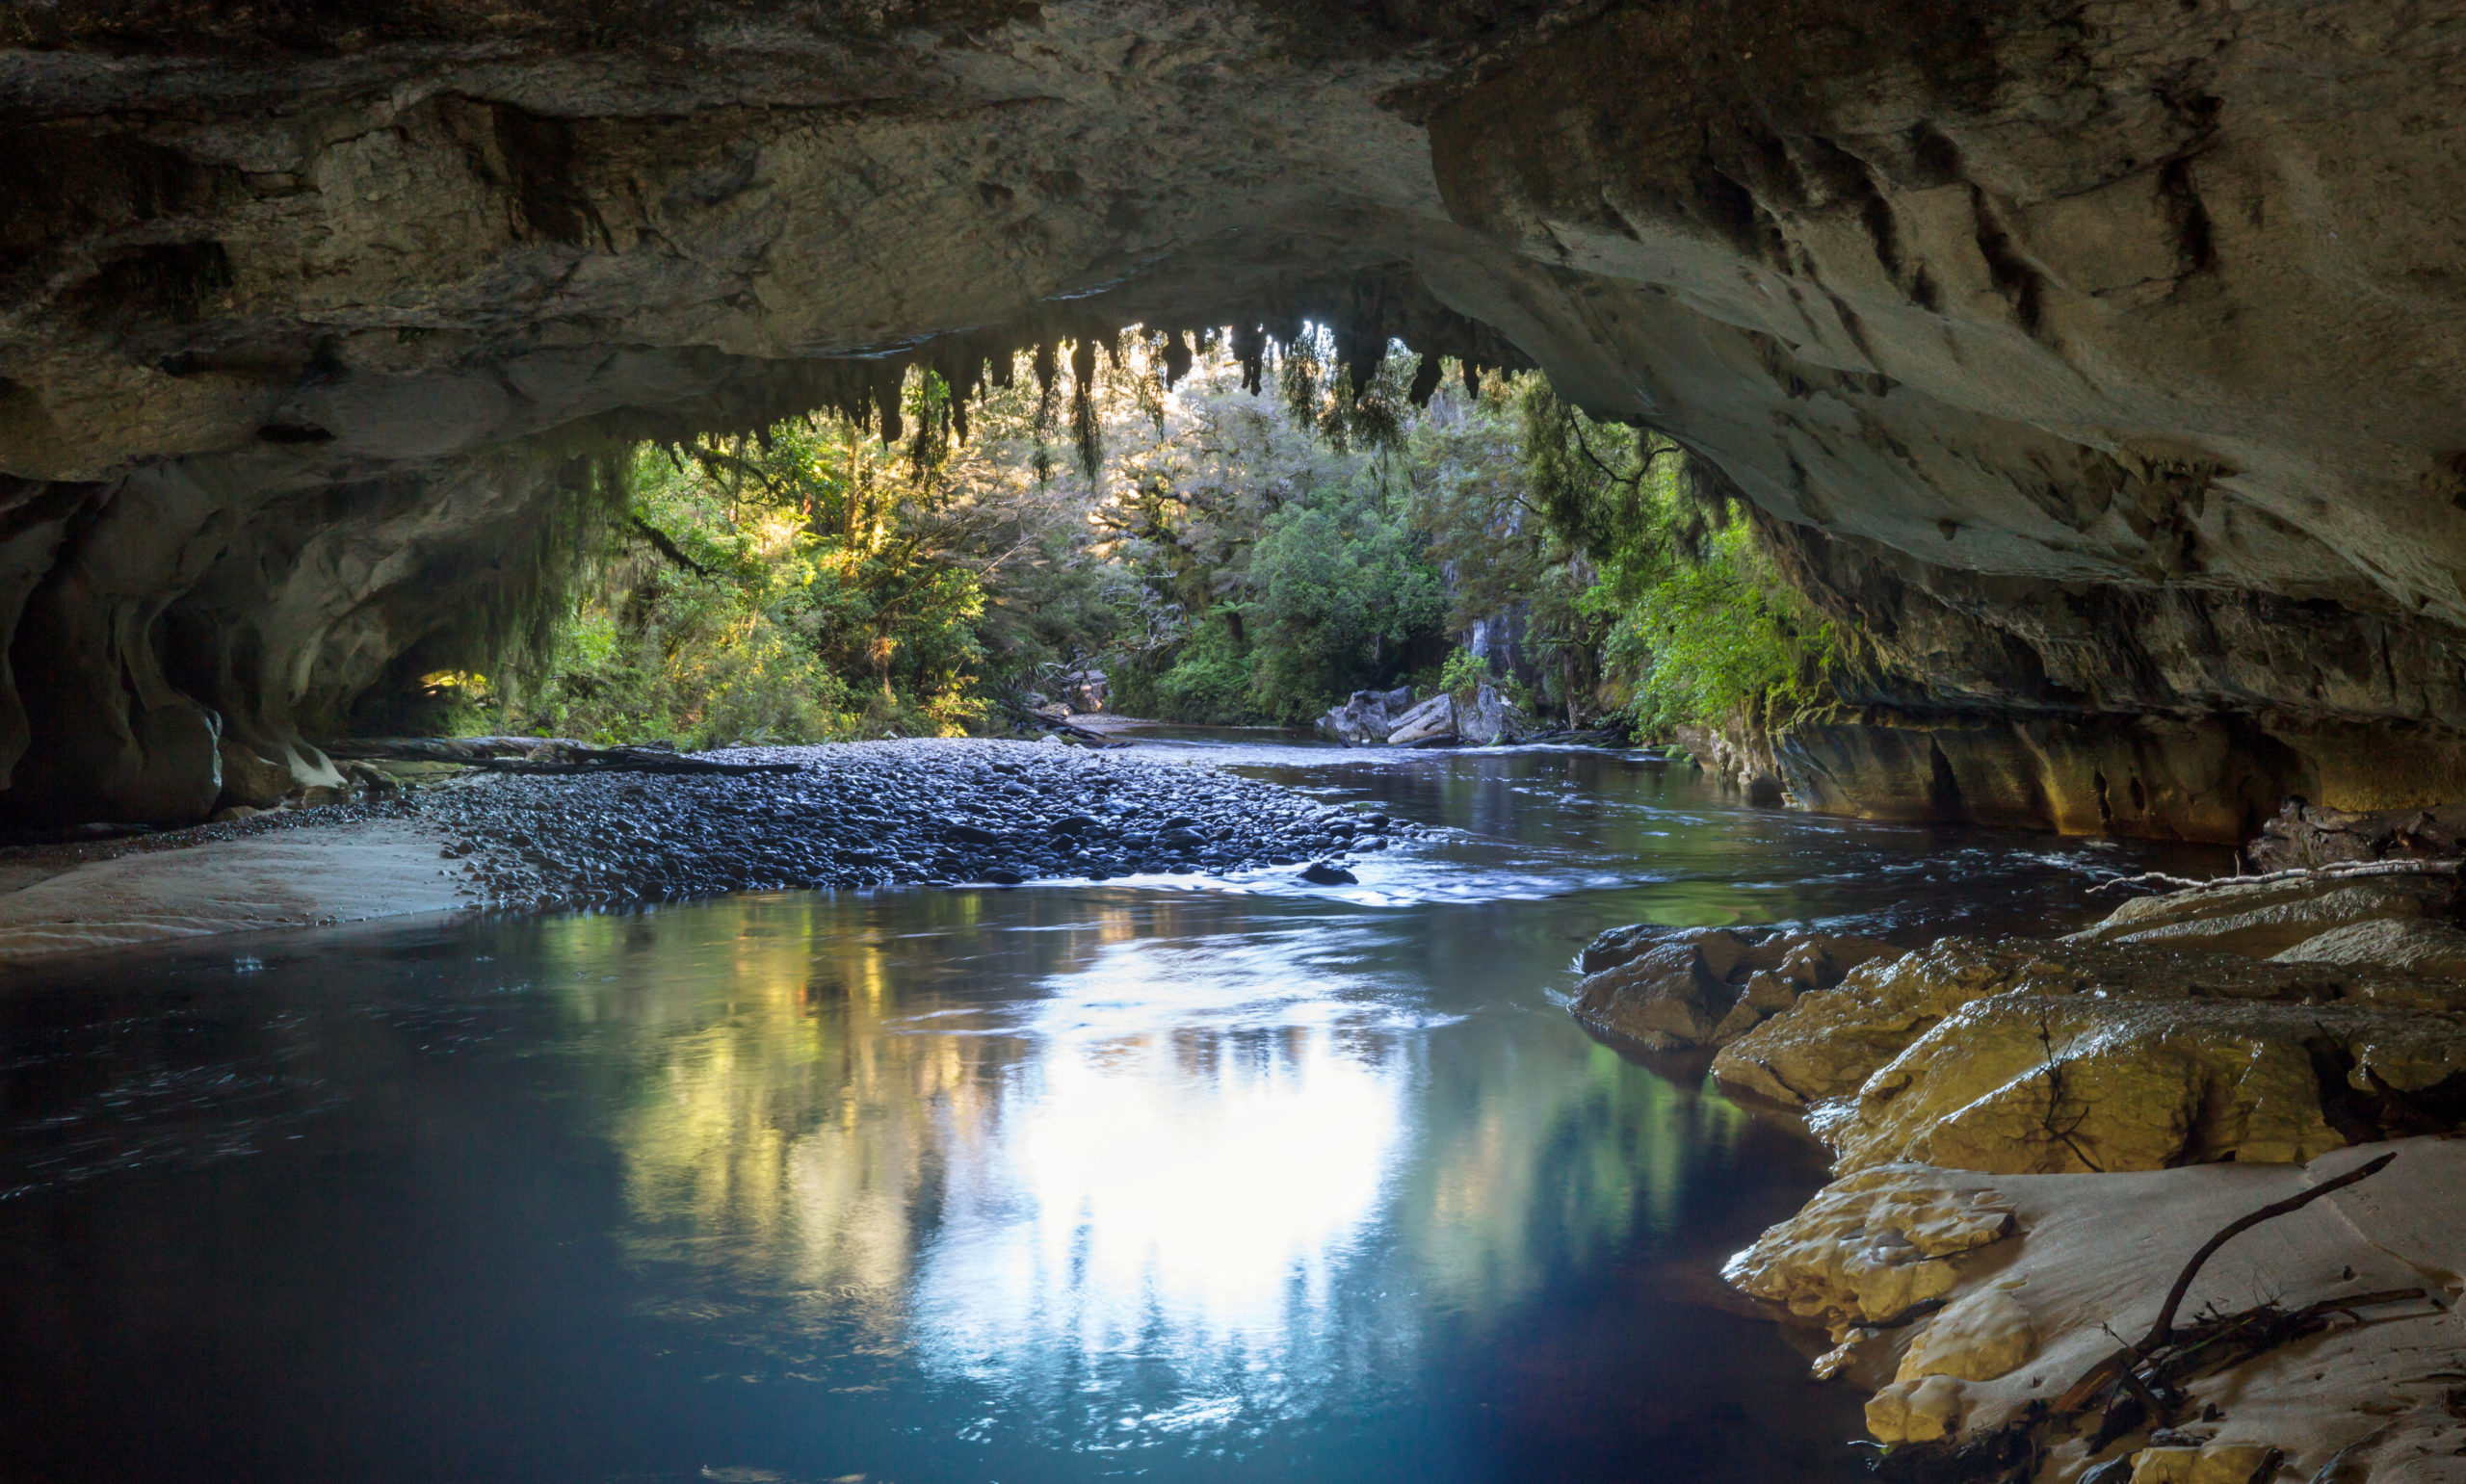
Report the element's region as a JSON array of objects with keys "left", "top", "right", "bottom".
[{"left": 7, "top": 0, "right": 2466, "bottom": 828}]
